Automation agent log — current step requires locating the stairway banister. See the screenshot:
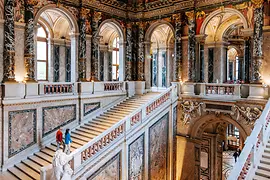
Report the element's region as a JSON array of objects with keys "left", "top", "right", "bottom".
[{"left": 228, "top": 99, "right": 270, "bottom": 180}]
